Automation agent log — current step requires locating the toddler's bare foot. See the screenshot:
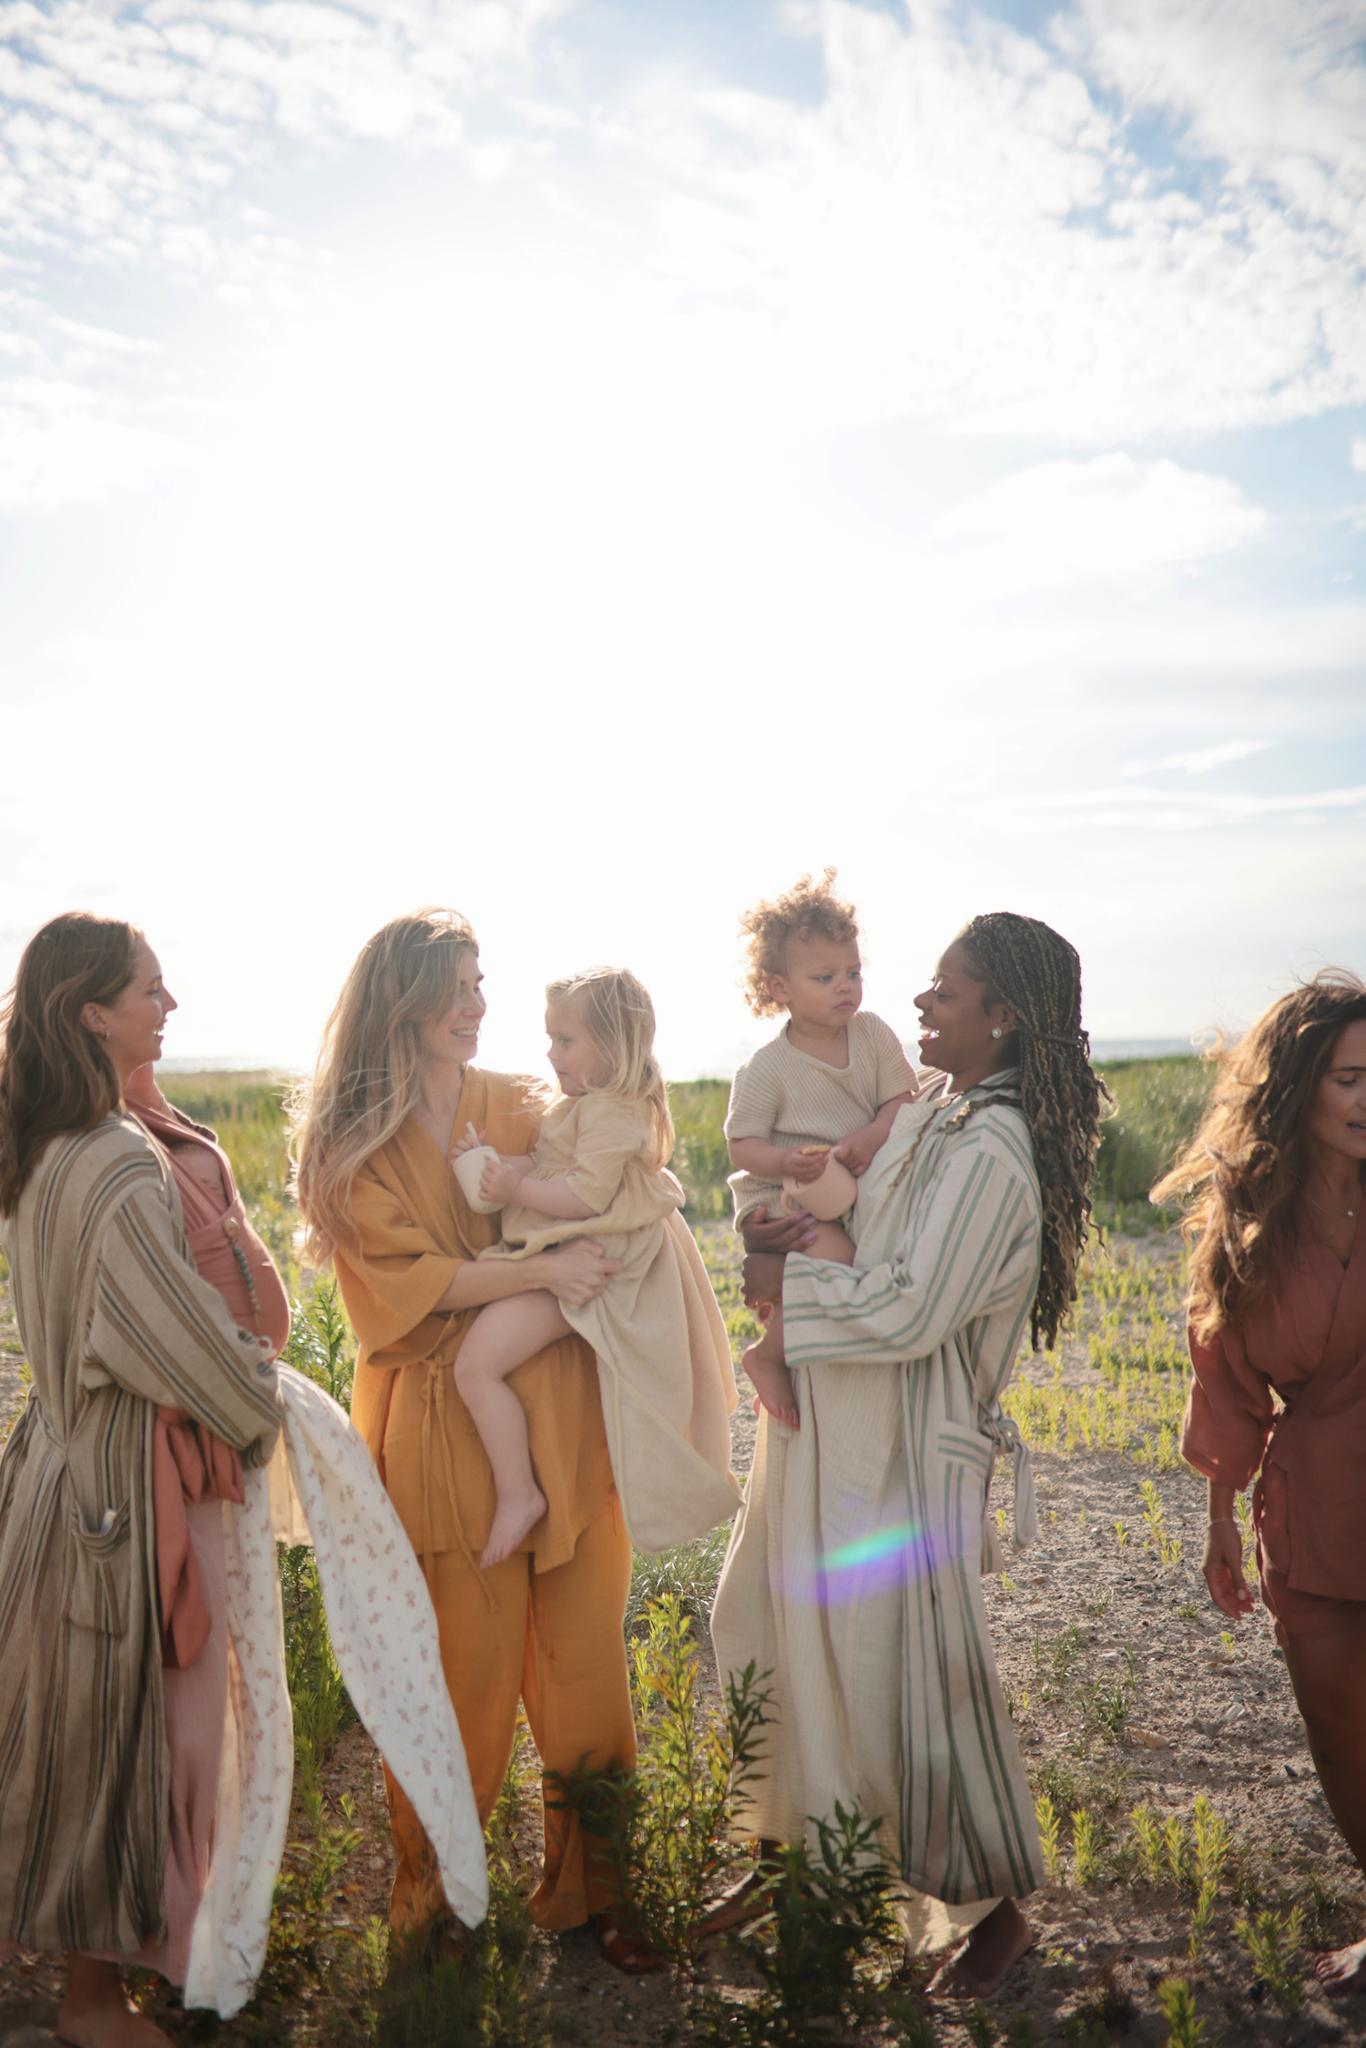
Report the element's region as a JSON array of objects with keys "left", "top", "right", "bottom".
[
  {"left": 480, "top": 1485, "right": 547, "bottom": 1569},
  {"left": 743, "top": 1343, "right": 799, "bottom": 1430},
  {"left": 1314, "top": 1935, "right": 1366, "bottom": 1993}
]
